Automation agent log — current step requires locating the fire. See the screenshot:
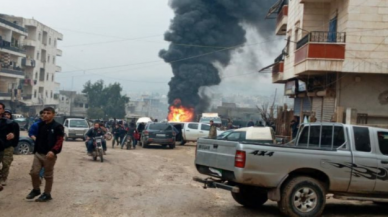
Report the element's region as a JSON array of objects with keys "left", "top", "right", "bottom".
[{"left": 168, "top": 99, "right": 195, "bottom": 122}]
